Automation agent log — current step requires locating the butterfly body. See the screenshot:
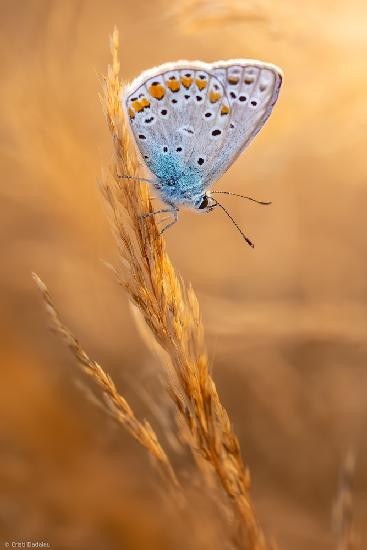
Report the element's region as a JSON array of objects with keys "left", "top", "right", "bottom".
[
  {"left": 147, "top": 148, "right": 206, "bottom": 209},
  {"left": 122, "top": 59, "right": 283, "bottom": 235}
]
